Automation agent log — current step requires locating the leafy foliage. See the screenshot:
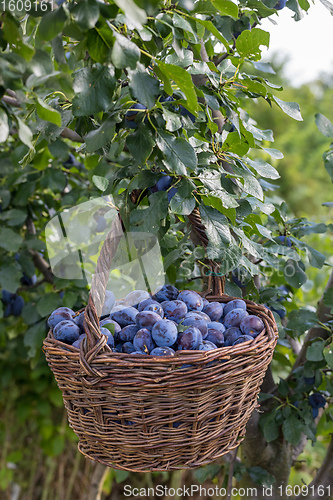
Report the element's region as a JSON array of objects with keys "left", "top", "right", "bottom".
[{"left": 0, "top": 0, "right": 332, "bottom": 497}]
